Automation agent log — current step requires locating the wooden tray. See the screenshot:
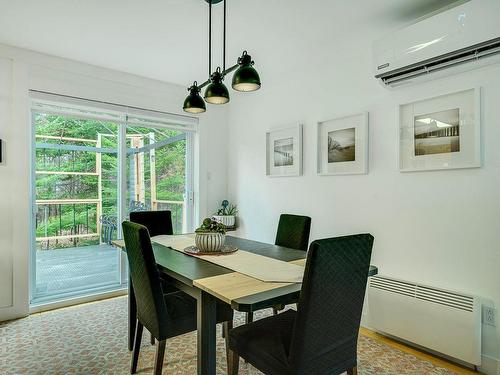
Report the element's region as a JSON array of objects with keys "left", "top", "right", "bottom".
[{"left": 183, "top": 245, "right": 238, "bottom": 256}]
